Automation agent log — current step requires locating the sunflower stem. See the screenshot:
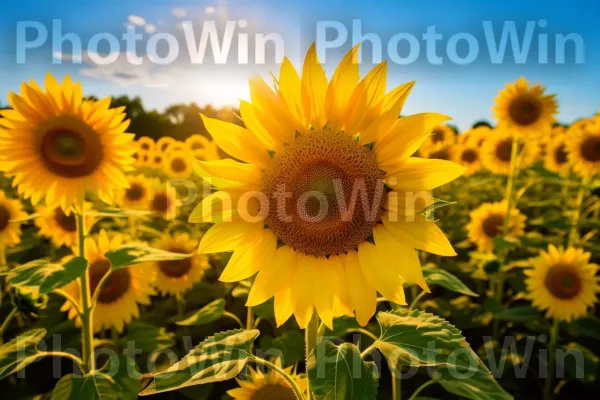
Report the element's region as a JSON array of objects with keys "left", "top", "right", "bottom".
[
  {"left": 408, "top": 379, "right": 437, "bottom": 400},
  {"left": 249, "top": 356, "right": 307, "bottom": 400},
  {"left": 0, "top": 307, "right": 18, "bottom": 343},
  {"left": 568, "top": 179, "right": 588, "bottom": 246},
  {"left": 543, "top": 319, "right": 560, "bottom": 400},
  {"left": 0, "top": 243, "right": 6, "bottom": 271},
  {"left": 76, "top": 209, "right": 95, "bottom": 373},
  {"left": 392, "top": 365, "right": 402, "bottom": 400},
  {"left": 305, "top": 313, "right": 319, "bottom": 400},
  {"left": 246, "top": 306, "right": 254, "bottom": 330},
  {"left": 409, "top": 290, "right": 427, "bottom": 311}
]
